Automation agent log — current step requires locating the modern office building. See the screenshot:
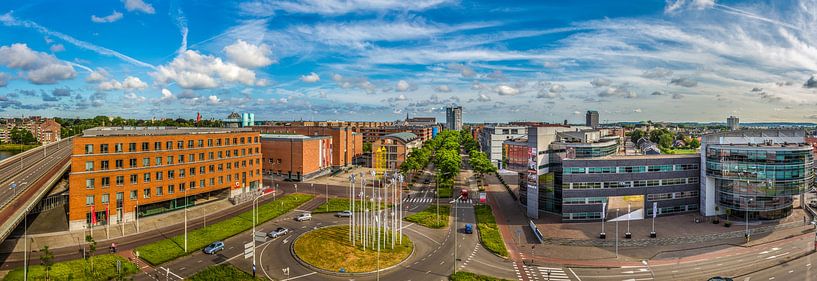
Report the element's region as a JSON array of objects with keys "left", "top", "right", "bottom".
[
  {"left": 372, "top": 132, "right": 422, "bottom": 170},
  {"left": 224, "top": 112, "right": 255, "bottom": 128},
  {"left": 260, "top": 134, "right": 332, "bottom": 181},
  {"left": 479, "top": 125, "right": 527, "bottom": 167},
  {"left": 445, "top": 106, "right": 463, "bottom": 131},
  {"left": 68, "top": 127, "right": 263, "bottom": 230},
  {"left": 701, "top": 129, "right": 813, "bottom": 220},
  {"left": 586, "top": 110, "right": 599, "bottom": 129},
  {"left": 727, "top": 116, "right": 740, "bottom": 130}
]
